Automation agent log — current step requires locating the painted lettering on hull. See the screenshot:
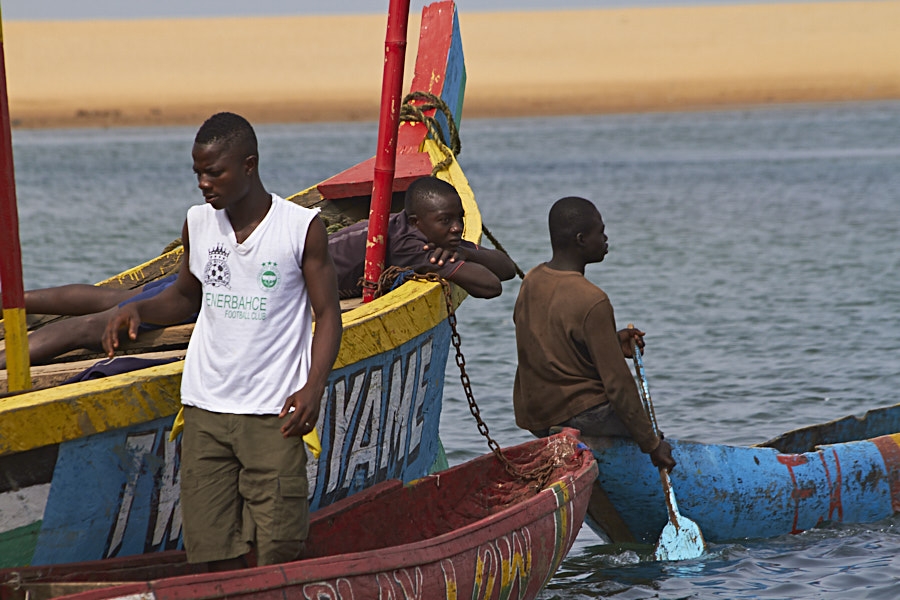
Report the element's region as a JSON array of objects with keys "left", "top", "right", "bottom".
[
  {"left": 28, "top": 326, "right": 448, "bottom": 566},
  {"left": 472, "top": 528, "right": 533, "bottom": 600},
  {"left": 377, "top": 568, "right": 424, "bottom": 599},
  {"left": 310, "top": 329, "right": 446, "bottom": 507},
  {"left": 107, "top": 428, "right": 182, "bottom": 558},
  {"left": 301, "top": 579, "right": 355, "bottom": 599},
  {"left": 30, "top": 419, "right": 183, "bottom": 565},
  {"left": 102, "top": 332, "right": 443, "bottom": 558},
  {"left": 294, "top": 528, "right": 534, "bottom": 600}
]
